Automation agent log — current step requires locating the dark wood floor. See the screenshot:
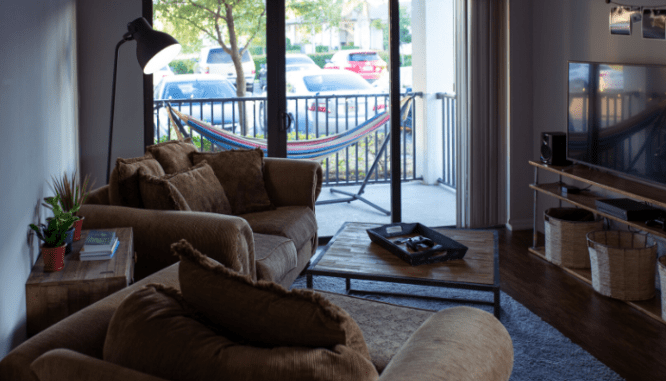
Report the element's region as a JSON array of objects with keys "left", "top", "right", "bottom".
[{"left": 499, "top": 229, "right": 666, "bottom": 381}]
